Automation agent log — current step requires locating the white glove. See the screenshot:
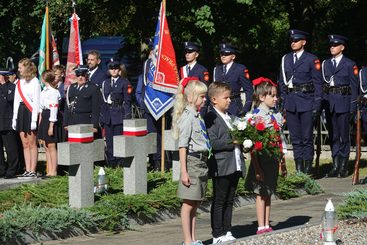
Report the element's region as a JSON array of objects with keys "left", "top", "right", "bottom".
[
  {"left": 12, "top": 119, "right": 16, "bottom": 130},
  {"left": 31, "top": 121, "right": 37, "bottom": 131}
]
